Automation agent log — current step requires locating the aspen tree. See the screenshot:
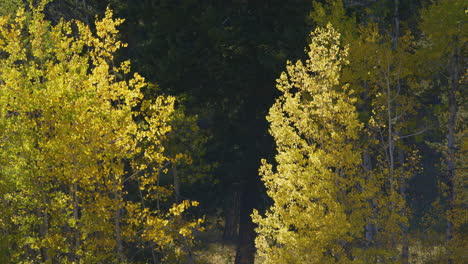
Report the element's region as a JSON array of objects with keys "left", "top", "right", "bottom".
[
  {"left": 311, "top": 2, "right": 423, "bottom": 261},
  {"left": 419, "top": 1, "right": 467, "bottom": 262},
  {"left": 252, "top": 25, "right": 366, "bottom": 264},
  {"left": 0, "top": 2, "right": 201, "bottom": 262}
]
